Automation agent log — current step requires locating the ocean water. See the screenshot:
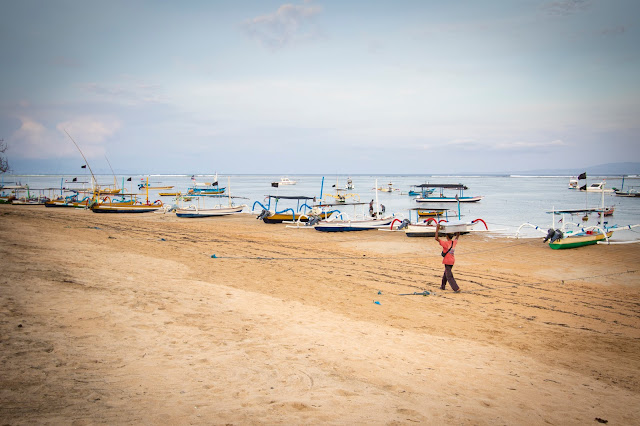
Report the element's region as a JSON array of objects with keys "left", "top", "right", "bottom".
[{"left": 4, "top": 173, "right": 640, "bottom": 240}]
